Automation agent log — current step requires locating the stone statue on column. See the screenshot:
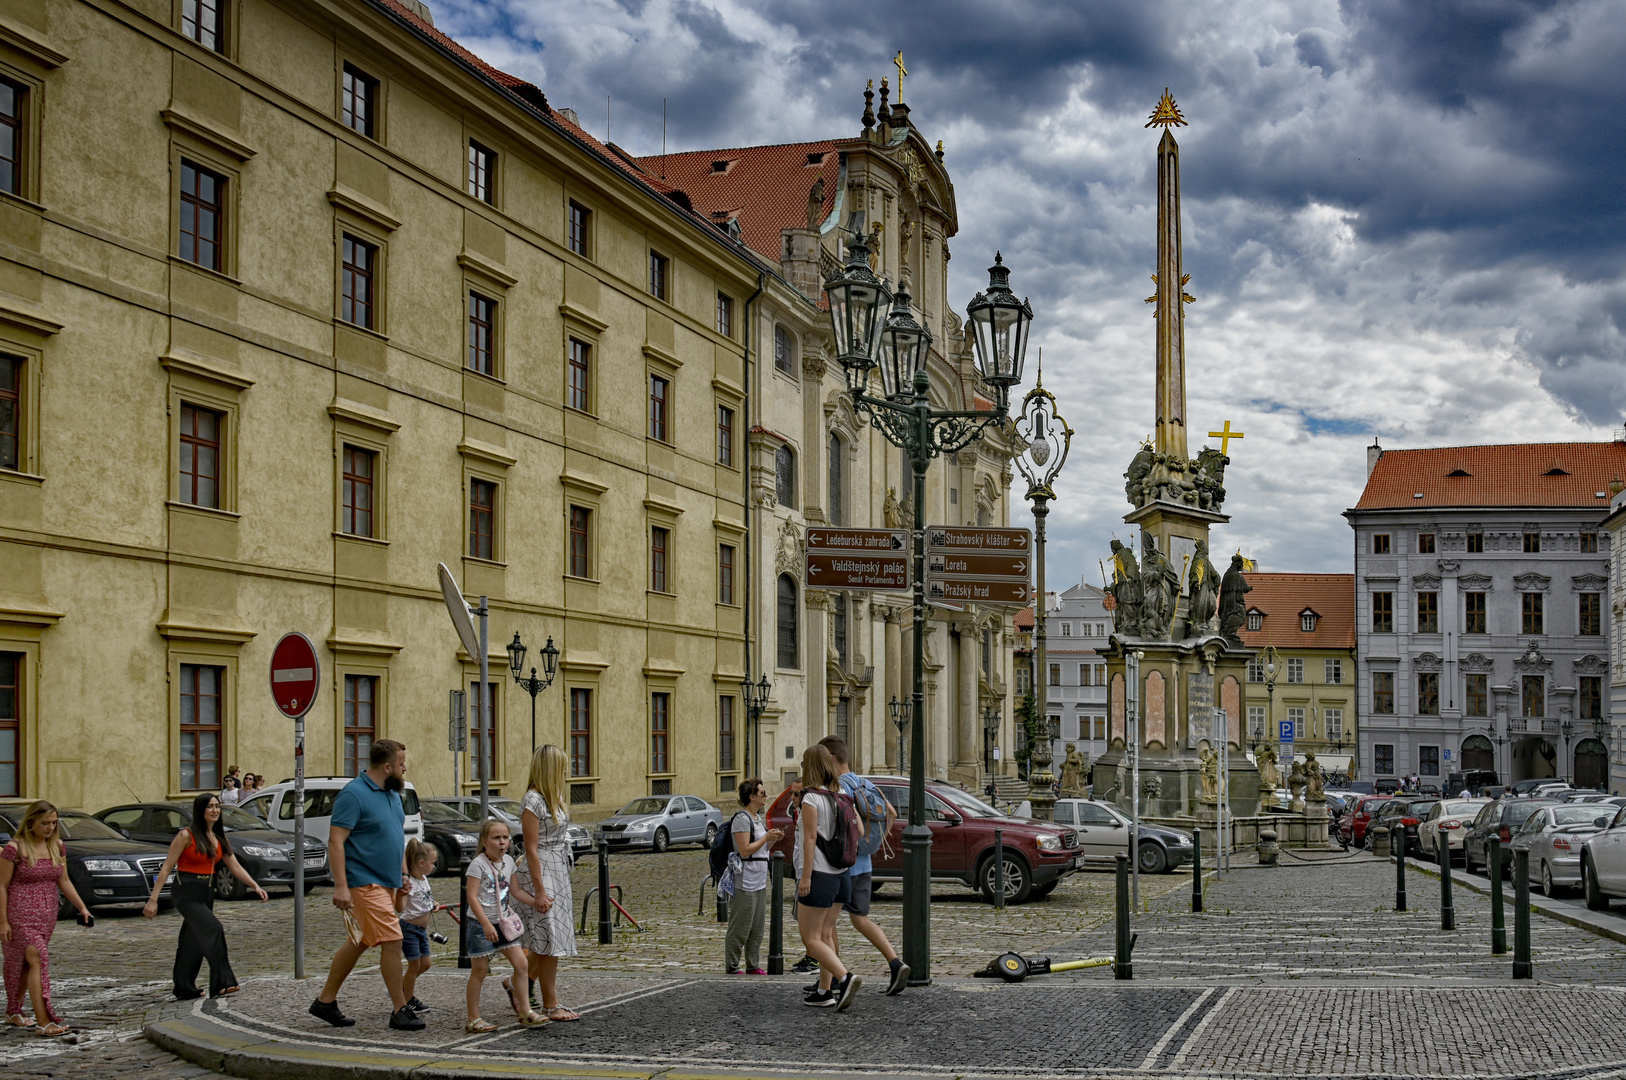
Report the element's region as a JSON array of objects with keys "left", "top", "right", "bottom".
[
  {"left": 1186, "top": 539, "right": 1220, "bottom": 636},
  {"left": 1219, "top": 552, "right": 1251, "bottom": 644},
  {"left": 1108, "top": 539, "right": 1144, "bottom": 638},
  {"left": 1139, "top": 534, "right": 1180, "bottom": 640}
]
